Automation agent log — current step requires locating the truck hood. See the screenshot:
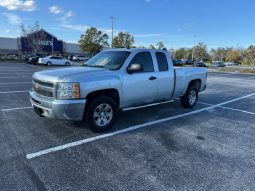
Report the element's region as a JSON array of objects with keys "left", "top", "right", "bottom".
[{"left": 33, "top": 66, "right": 109, "bottom": 82}]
